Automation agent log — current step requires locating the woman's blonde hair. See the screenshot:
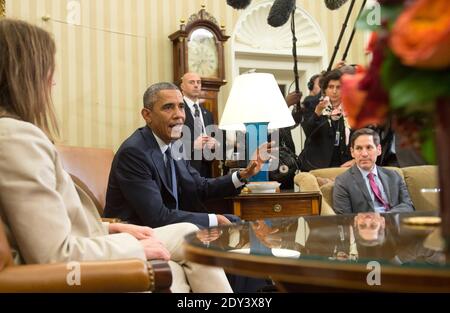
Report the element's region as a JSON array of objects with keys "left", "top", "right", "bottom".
[{"left": 0, "top": 18, "right": 59, "bottom": 140}]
